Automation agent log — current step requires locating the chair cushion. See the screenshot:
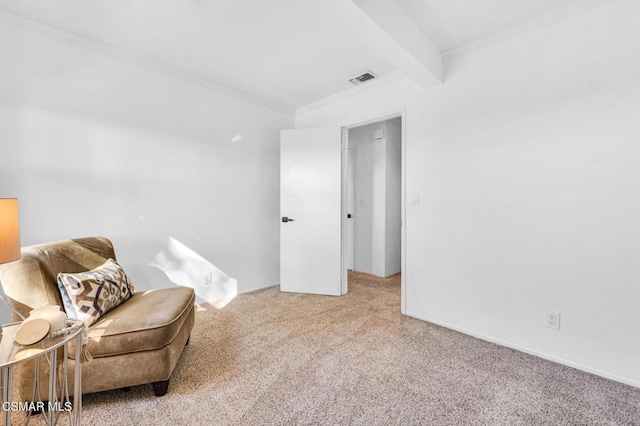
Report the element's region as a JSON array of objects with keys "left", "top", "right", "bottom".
[{"left": 70, "top": 286, "right": 195, "bottom": 359}]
